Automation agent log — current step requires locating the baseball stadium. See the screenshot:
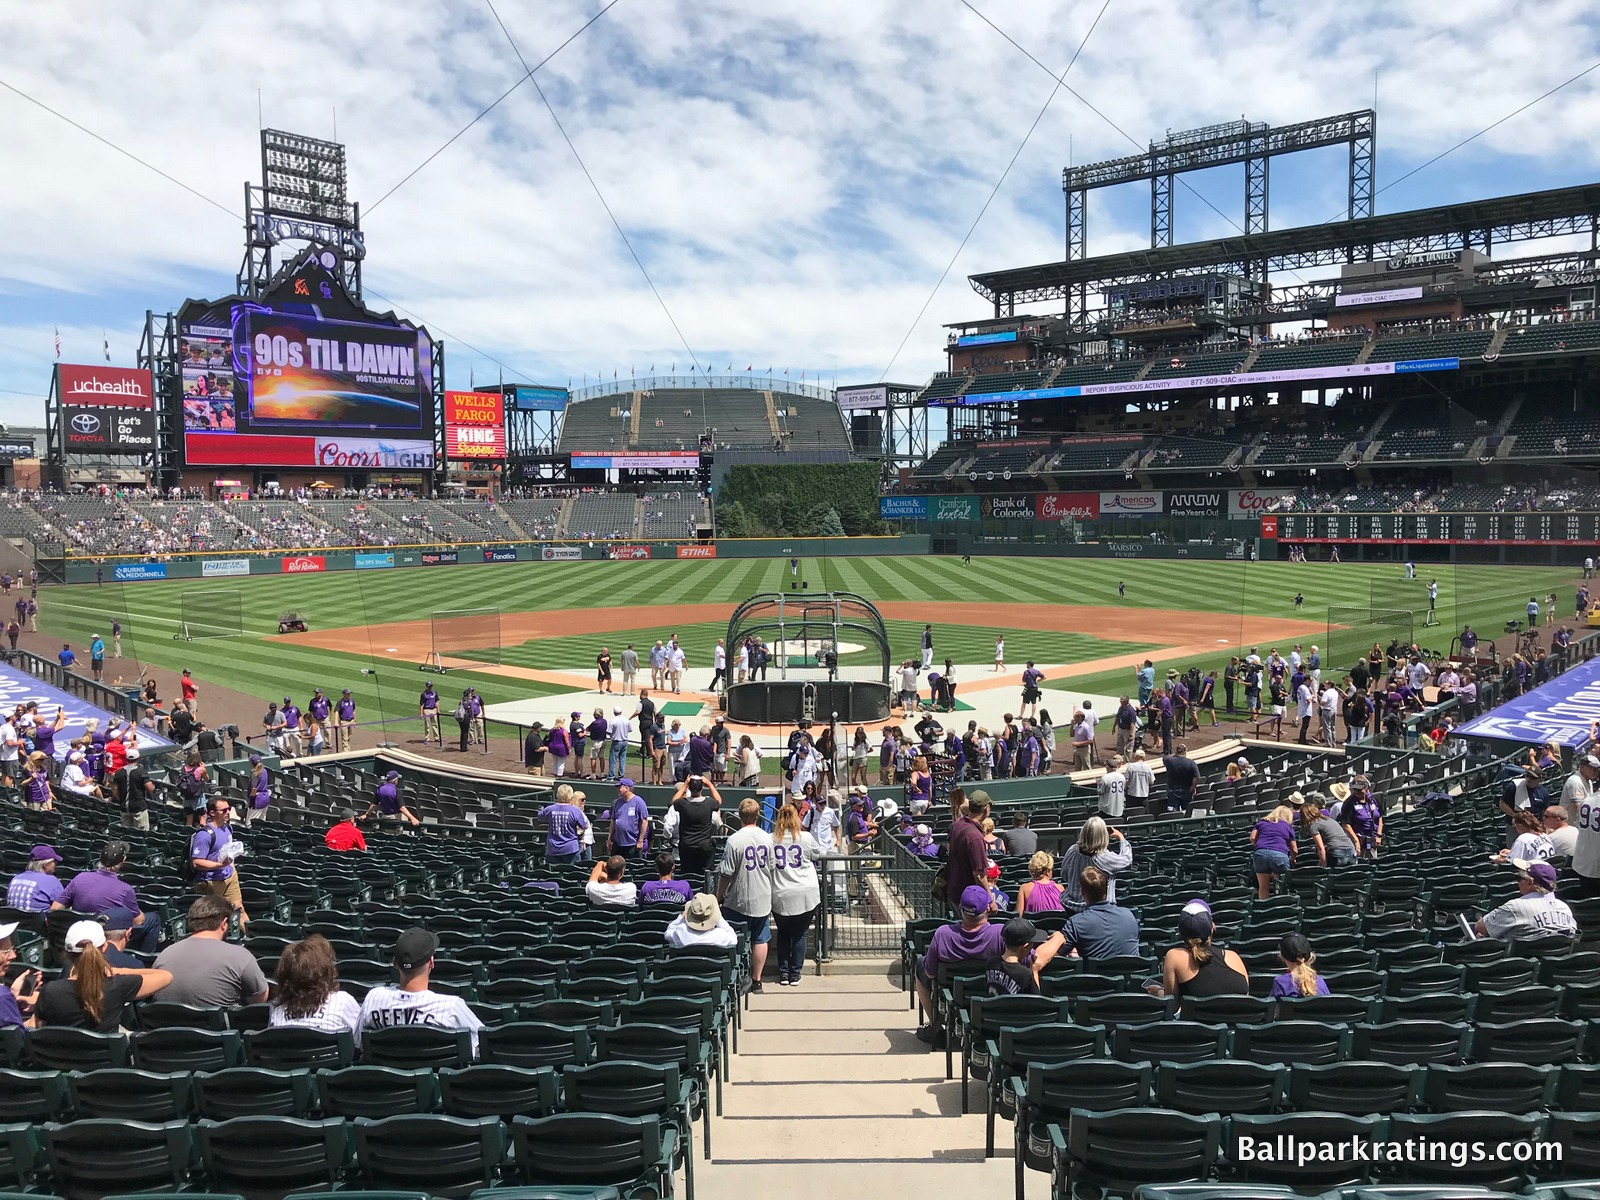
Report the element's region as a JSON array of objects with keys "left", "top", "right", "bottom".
[{"left": 9, "top": 13, "right": 1600, "bottom": 1199}]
